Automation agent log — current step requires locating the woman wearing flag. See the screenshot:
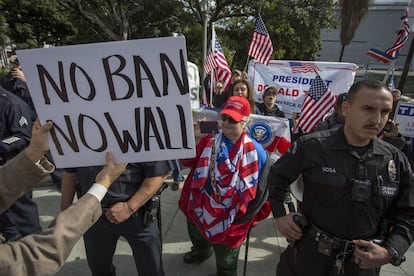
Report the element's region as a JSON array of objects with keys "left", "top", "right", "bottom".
[{"left": 178, "top": 96, "right": 269, "bottom": 276}]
